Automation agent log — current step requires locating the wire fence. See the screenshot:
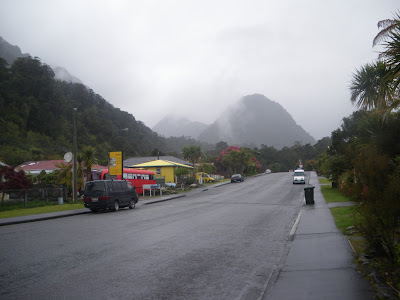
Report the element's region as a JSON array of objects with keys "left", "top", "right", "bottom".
[{"left": 0, "top": 186, "right": 68, "bottom": 211}]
